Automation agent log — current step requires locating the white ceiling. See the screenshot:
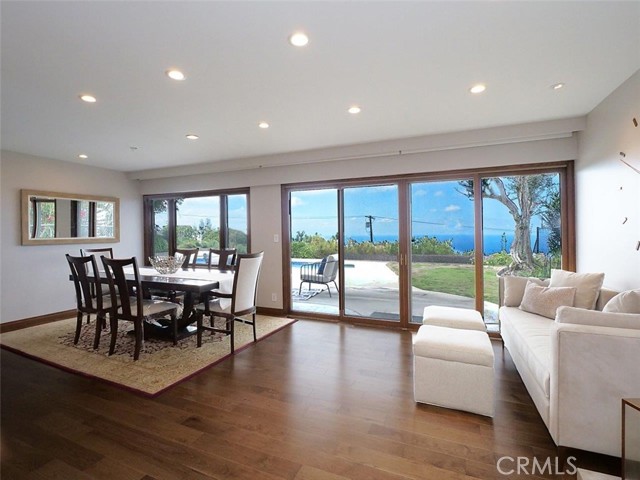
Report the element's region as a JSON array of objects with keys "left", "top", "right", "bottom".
[{"left": 1, "top": 1, "right": 639, "bottom": 173}]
